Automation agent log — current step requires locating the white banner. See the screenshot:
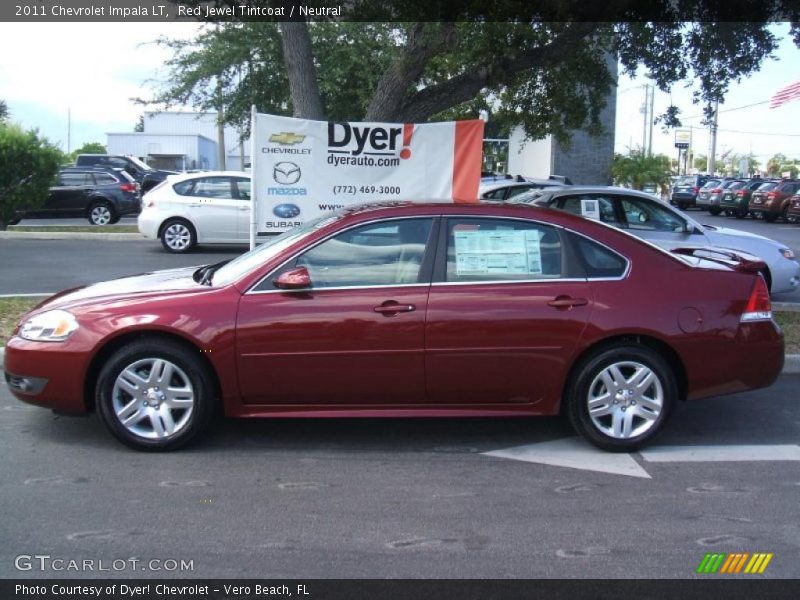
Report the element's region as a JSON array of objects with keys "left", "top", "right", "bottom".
[{"left": 250, "top": 112, "right": 484, "bottom": 236}]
